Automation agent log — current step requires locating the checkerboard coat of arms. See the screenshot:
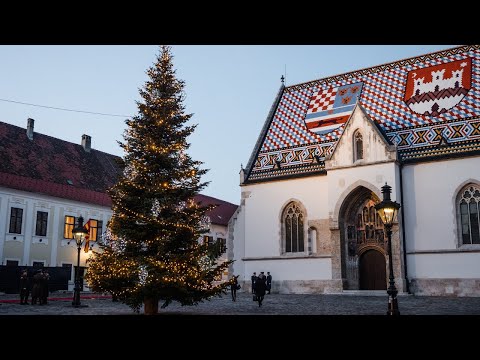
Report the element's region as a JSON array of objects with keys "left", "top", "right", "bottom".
[
  {"left": 404, "top": 58, "right": 471, "bottom": 117},
  {"left": 304, "top": 82, "right": 364, "bottom": 135}
]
